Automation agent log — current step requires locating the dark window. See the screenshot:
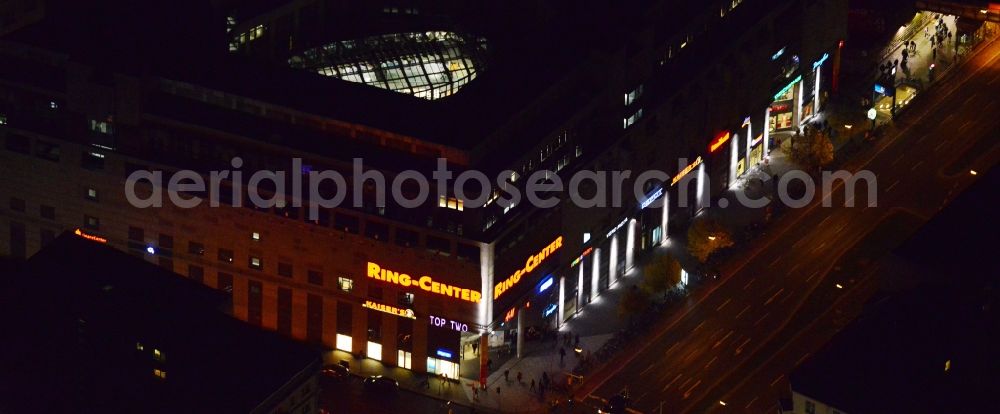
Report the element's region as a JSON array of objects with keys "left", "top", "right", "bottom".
[
  {"left": 248, "top": 280, "right": 263, "bottom": 326},
  {"left": 9, "top": 198, "right": 25, "bottom": 212},
  {"left": 9, "top": 221, "right": 26, "bottom": 258},
  {"left": 81, "top": 152, "right": 105, "bottom": 170},
  {"left": 277, "top": 262, "right": 293, "bottom": 278},
  {"left": 365, "top": 221, "right": 388, "bottom": 241},
  {"left": 334, "top": 213, "right": 359, "bottom": 234},
  {"left": 217, "top": 272, "right": 234, "bottom": 296},
  {"left": 306, "top": 294, "right": 323, "bottom": 343},
  {"left": 158, "top": 256, "right": 173, "bottom": 271},
  {"left": 188, "top": 265, "right": 204, "bottom": 283},
  {"left": 426, "top": 236, "right": 451, "bottom": 255},
  {"left": 84, "top": 215, "right": 100, "bottom": 230},
  {"left": 397, "top": 318, "right": 413, "bottom": 351},
  {"left": 395, "top": 228, "right": 418, "bottom": 248},
  {"left": 218, "top": 248, "right": 234, "bottom": 263},
  {"left": 307, "top": 270, "right": 323, "bottom": 286},
  {"left": 188, "top": 241, "right": 205, "bottom": 255},
  {"left": 398, "top": 292, "right": 414, "bottom": 306},
  {"left": 367, "top": 310, "right": 382, "bottom": 341},
  {"left": 336, "top": 301, "right": 352, "bottom": 335},
  {"left": 457, "top": 243, "right": 480, "bottom": 264},
  {"left": 309, "top": 209, "right": 331, "bottom": 227},
  {"left": 4, "top": 133, "right": 30, "bottom": 154},
  {"left": 277, "top": 287, "right": 292, "bottom": 335},
  {"left": 35, "top": 141, "right": 60, "bottom": 162},
  {"left": 39, "top": 205, "right": 55, "bottom": 220},
  {"left": 368, "top": 286, "right": 383, "bottom": 300},
  {"left": 128, "top": 226, "right": 143, "bottom": 241},
  {"left": 158, "top": 234, "right": 174, "bottom": 249},
  {"left": 40, "top": 229, "right": 55, "bottom": 247}
]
